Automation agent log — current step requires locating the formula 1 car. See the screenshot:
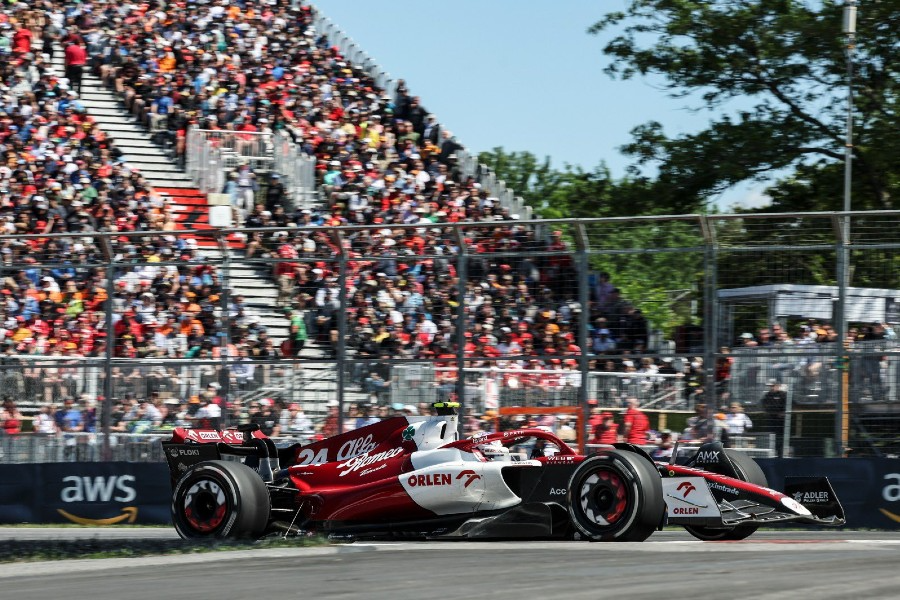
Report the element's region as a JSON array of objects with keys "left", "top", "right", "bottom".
[{"left": 162, "top": 405, "right": 844, "bottom": 542}]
